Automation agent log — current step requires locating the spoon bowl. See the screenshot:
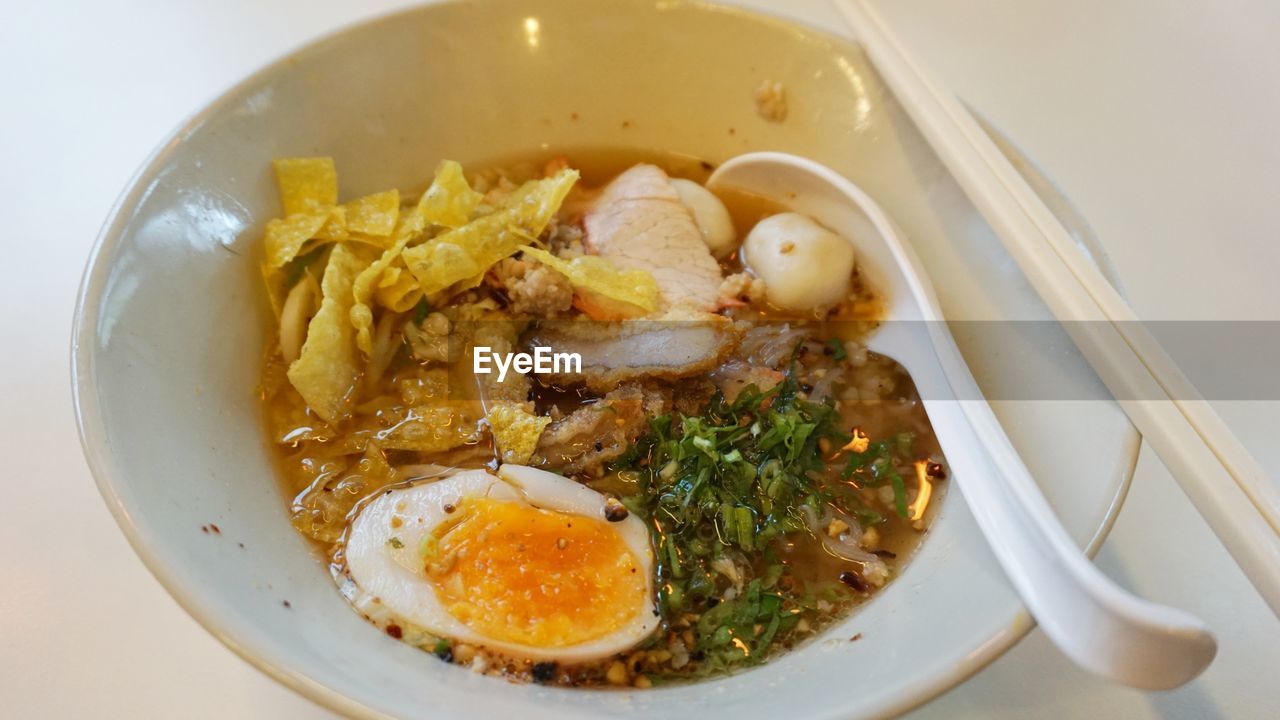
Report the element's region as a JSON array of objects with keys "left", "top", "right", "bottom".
[{"left": 708, "top": 151, "right": 1217, "bottom": 690}]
